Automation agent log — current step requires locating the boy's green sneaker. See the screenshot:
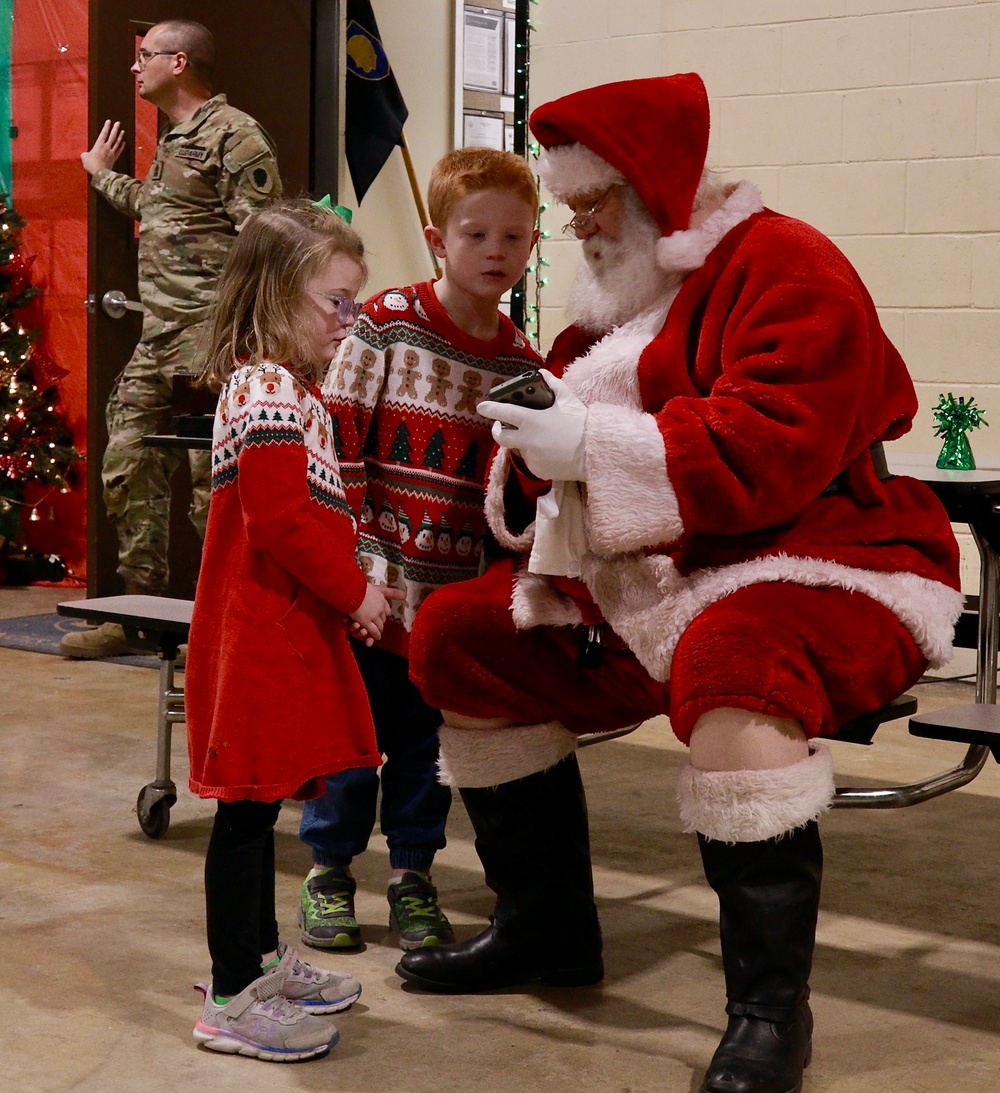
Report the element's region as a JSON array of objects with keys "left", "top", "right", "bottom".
[
  {"left": 388, "top": 871, "right": 456, "bottom": 951},
  {"left": 298, "top": 867, "right": 361, "bottom": 950}
]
